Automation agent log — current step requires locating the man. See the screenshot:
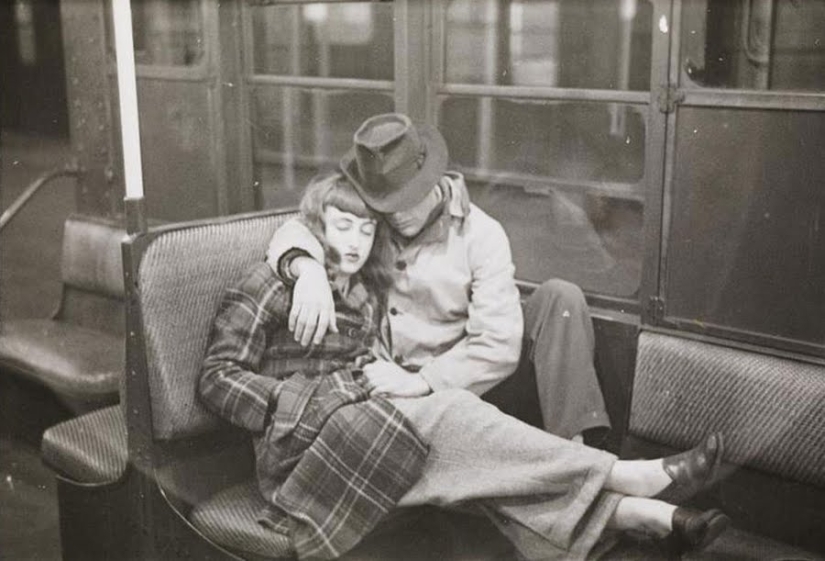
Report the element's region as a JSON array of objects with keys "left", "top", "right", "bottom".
[{"left": 267, "top": 112, "right": 609, "bottom": 442}]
